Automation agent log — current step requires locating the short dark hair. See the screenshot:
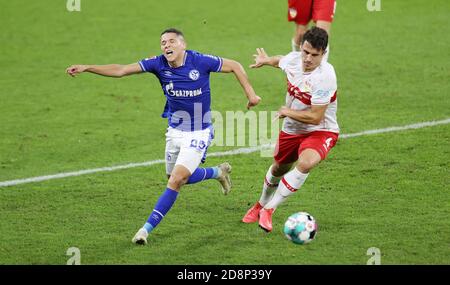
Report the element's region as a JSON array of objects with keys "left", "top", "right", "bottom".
[
  {"left": 302, "top": 27, "right": 328, "bottom": 52},
  {"left": 160, "top": 28, "right": 184, "bottom": 38}
]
